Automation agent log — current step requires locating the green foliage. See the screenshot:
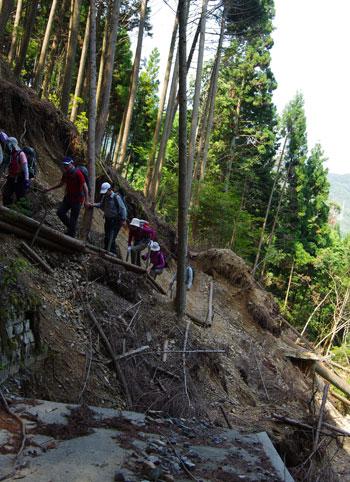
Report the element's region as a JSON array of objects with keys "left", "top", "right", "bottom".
[
  {"left": 10, "top": 198, "right": 33, "bottom": 218},
  {"left": 0, "top": 258, "right": 30, "bottom": 288}
]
